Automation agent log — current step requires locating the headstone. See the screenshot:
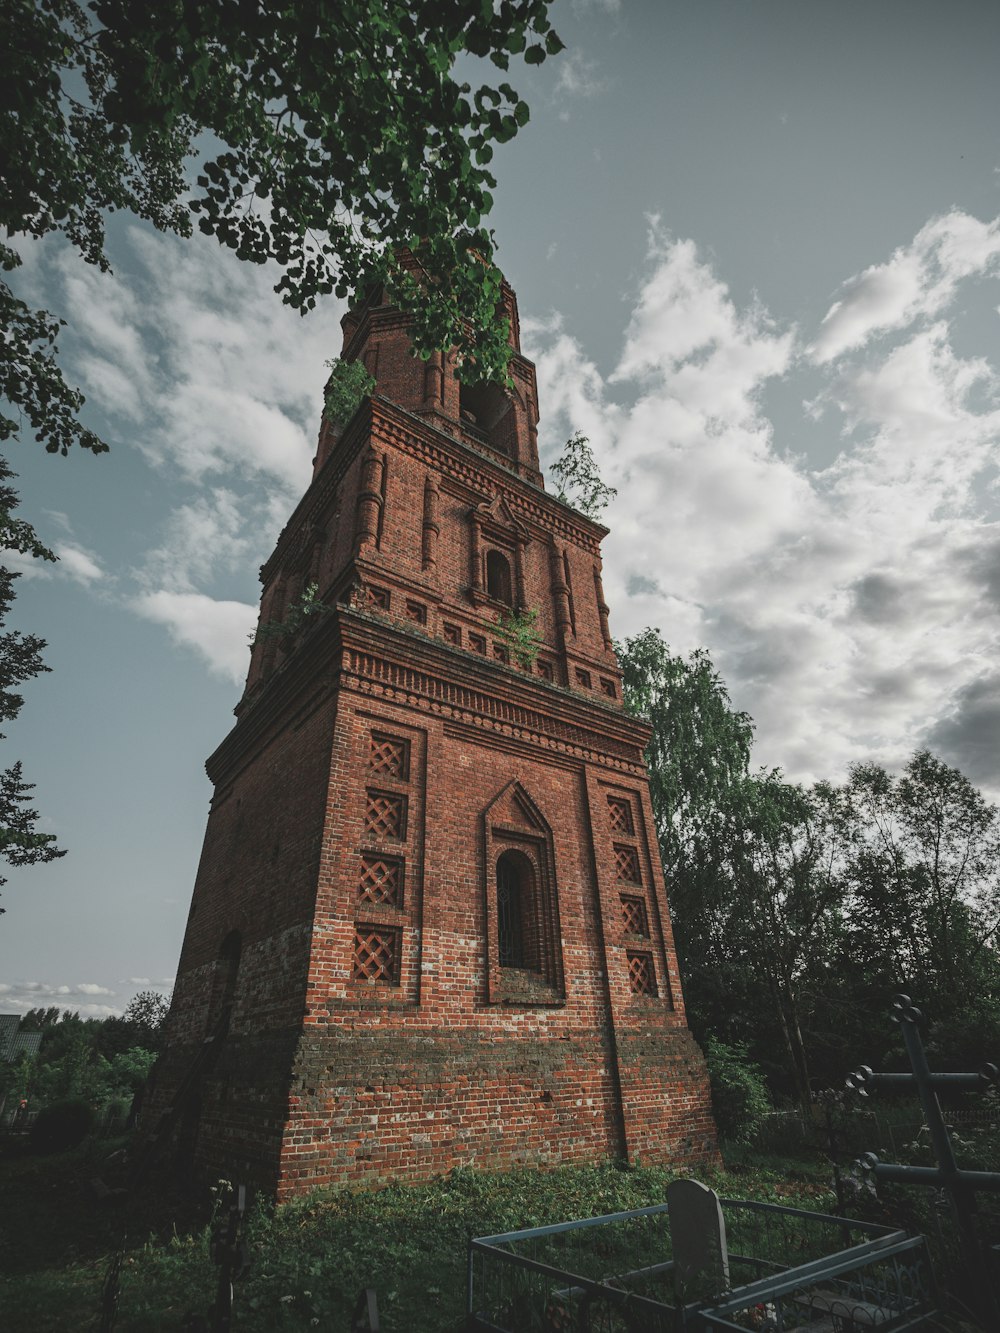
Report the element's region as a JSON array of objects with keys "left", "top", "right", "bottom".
[{"left": 666, "top": 1178, "right": 730, "bottom": 1302}]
